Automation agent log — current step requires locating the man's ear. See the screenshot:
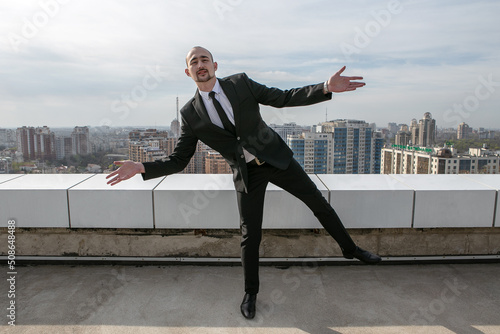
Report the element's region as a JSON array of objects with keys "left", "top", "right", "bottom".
[
  {"left": 185, "top": 69, "right": 191, "bottom": 77},
  {"left": 214, "top": 62, "right": 218, "bottom": 71}
]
